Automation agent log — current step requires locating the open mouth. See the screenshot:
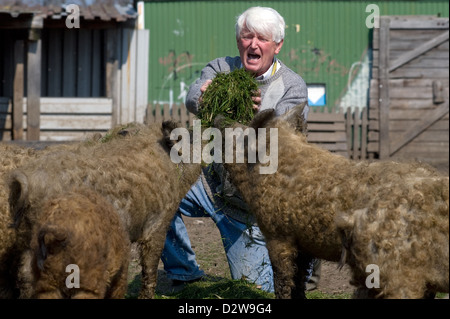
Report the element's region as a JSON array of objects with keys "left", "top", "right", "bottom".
[{"left": 248, "top": 53, "right": 261, "bottom": 61}]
